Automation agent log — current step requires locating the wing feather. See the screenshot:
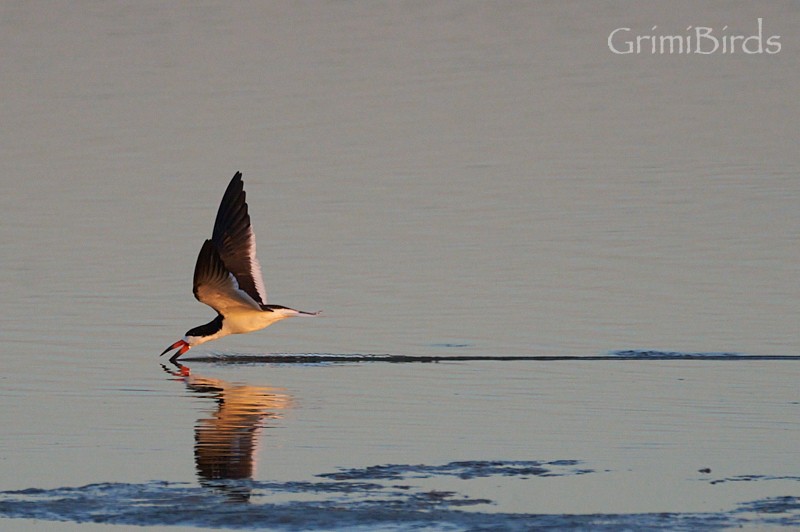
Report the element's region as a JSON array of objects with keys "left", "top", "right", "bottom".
[
  {"left": 193, "top": 239, "right": 261, "bottom": 314},
  {"left": 210, "top": 172, "right": 268, "bottom": 305}
]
